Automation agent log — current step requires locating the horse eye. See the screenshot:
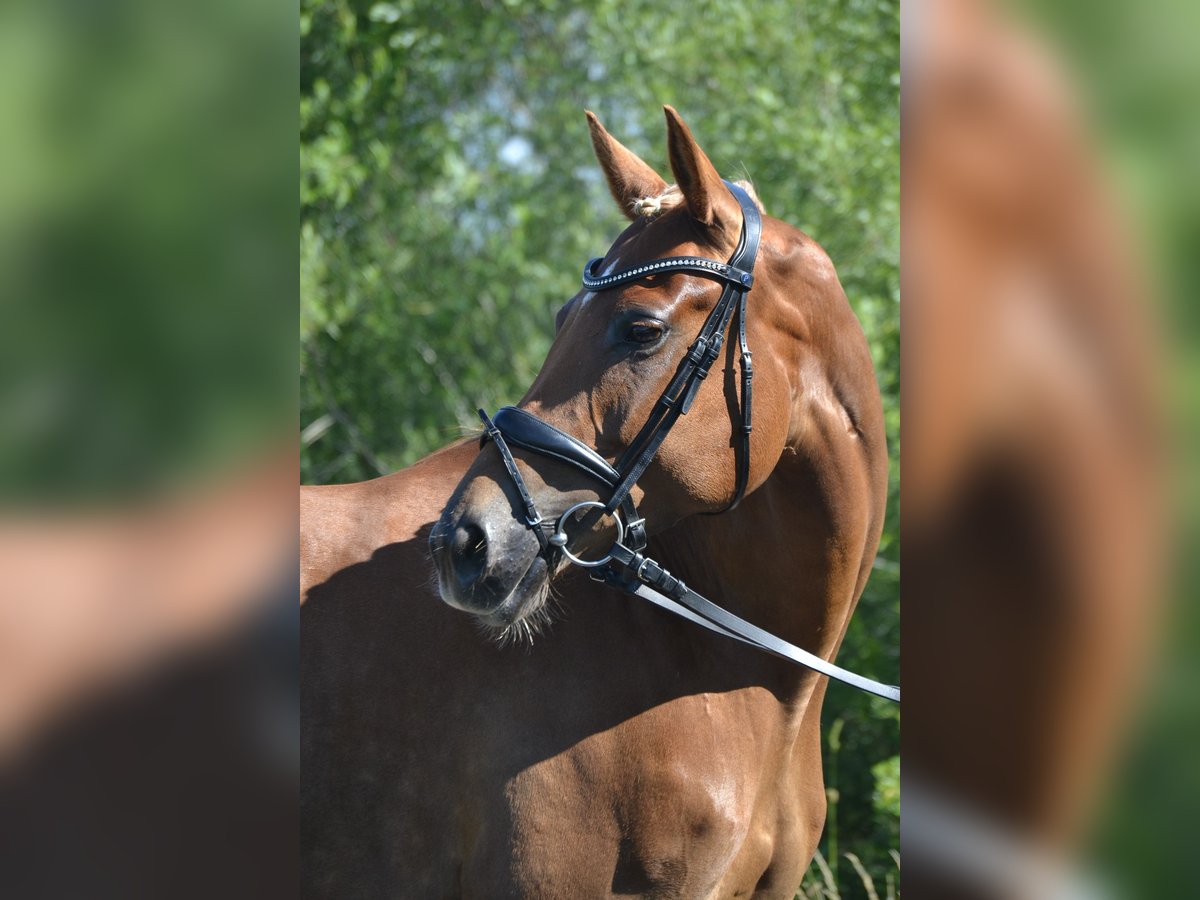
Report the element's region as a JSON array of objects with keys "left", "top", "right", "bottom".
[{"left": 625, "top": 321, "right": 664, "bottom": 345}]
